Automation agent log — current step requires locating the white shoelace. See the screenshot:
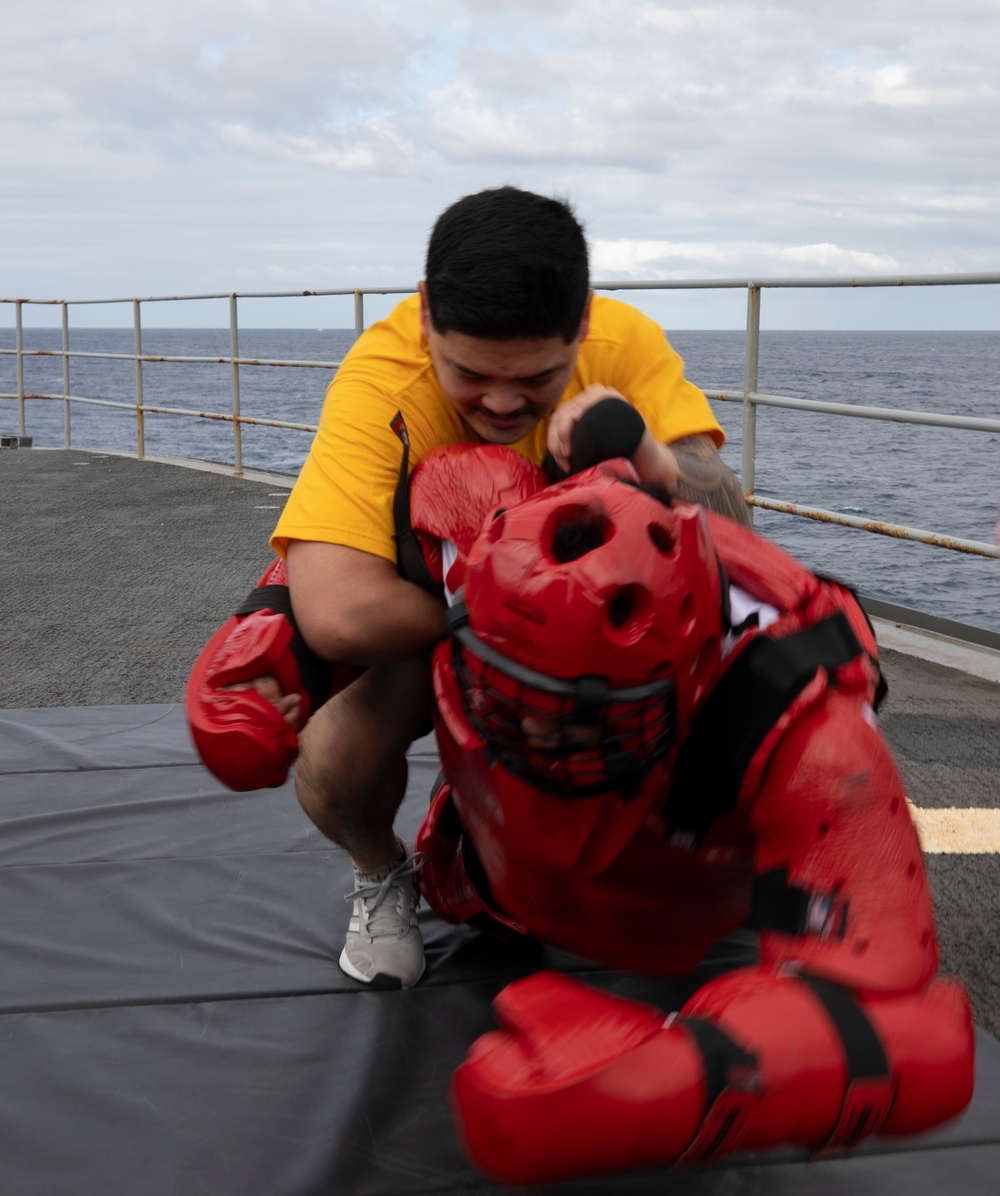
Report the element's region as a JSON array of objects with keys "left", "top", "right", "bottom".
[{"left": 344, "top": 852, "right": 425, "bottom": 938}]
